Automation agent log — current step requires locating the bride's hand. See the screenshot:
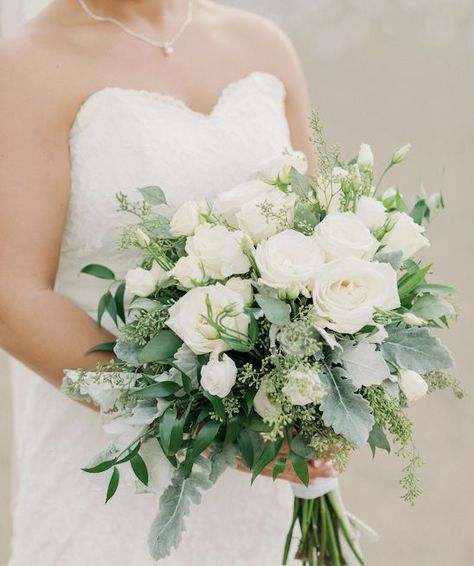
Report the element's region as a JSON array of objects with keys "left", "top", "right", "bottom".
[{"left": 234, "top": 444, "right": 338, "bottom": 484}]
